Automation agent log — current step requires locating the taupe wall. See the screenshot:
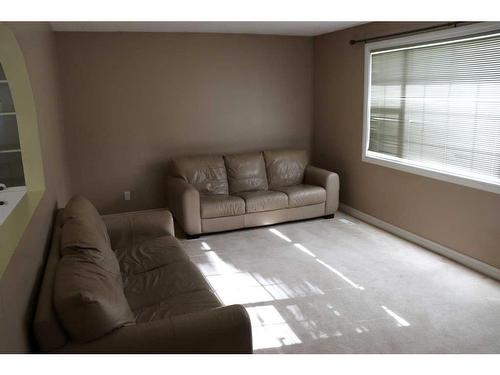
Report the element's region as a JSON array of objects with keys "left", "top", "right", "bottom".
[
  {"left": 0, "top": 23, "right": 71, "bottom": 352},
  {"left": 56, "top": 32, "right": 314, "bottom": 214},
  {"left": 314, "top": 22, "right": 500, "bottom": 269}
]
